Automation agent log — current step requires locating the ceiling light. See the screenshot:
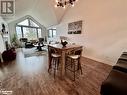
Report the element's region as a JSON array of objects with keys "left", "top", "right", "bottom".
[
  {"left": 55, "top": 0, "right": 58, "bottom": 3},
  {"left": 54, "top": 5, "right": 57, "bottom": 8},
  {"left": 55, "top": 0, "right": 78, "bottom": 8}
]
